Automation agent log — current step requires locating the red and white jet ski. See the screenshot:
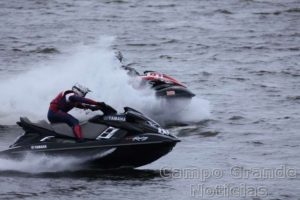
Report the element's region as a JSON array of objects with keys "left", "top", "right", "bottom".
[
  {"left": 140, "top": 71, "right": 195, "bottom": 98},
  {"left": 116, "top": 51, "right": 195, "bottom": 99}
]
